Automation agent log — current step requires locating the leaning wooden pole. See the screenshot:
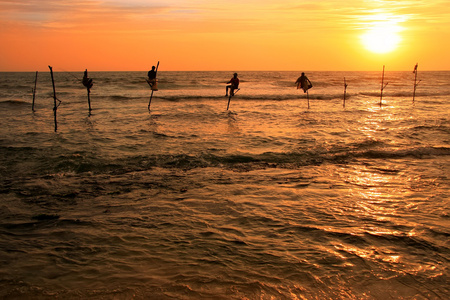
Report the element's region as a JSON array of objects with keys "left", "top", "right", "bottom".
[
  {"left": 343, "top": 77, "right": 348, "bottom": 108},
  {"left": 380, "top": 65, "right": 388, "bottom": 107},
  {"left": 48, "top": 66, "right": 58, "bottom": 132},
  {"left": 226, "top": 88, "right": 240, "bottom": 111},
  {"left": 148, "top": 61, "right": 160, "bottom": 111},
  {"left": 148, "top": 90, "right": 154, "bottom": 110},
  {"left": 227, "top": 94, "right": 232, "bottom": 110},
  {"left": 32, "top": 71, "right": 38, "bottom": 112}
]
